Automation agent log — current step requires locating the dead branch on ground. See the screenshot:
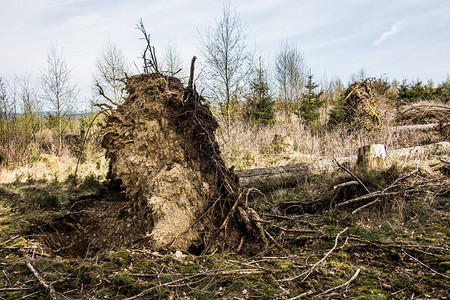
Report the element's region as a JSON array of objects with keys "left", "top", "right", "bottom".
[
  {"left": 317, "top": 268, "right": 361, "bottom": 297},
  {"left": 25, "top": 255, "right": 58, "bottom": 300},
  {"left": 279, "top": 227, "right": 348, "bottom": 282},
  {"left": 333, "top": 159, "right": 370, "bottom": 193}
]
